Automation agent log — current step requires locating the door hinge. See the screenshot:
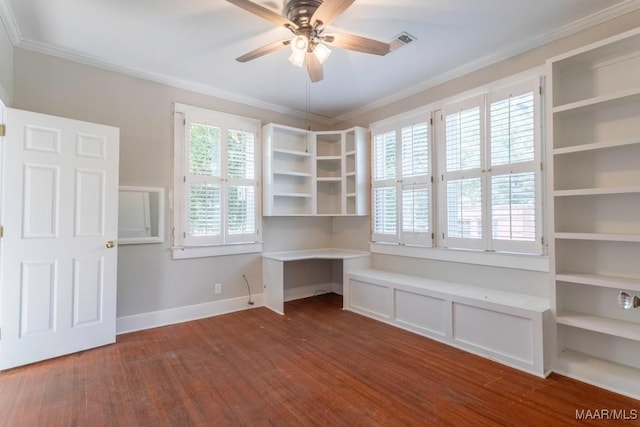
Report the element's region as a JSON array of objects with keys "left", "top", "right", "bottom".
[
  {"left": 541, "top": 236, "right": 545, "bottom": 245},
  {"left": 0, "top": 225, "right": 3, "bottom": 238},
  {"left": 431, "top": 233, "right": 435, "bottom": 240},
  {"left": 430, "top": 176, "right": 434, "bottom": 183},
  {"left": 430, "top": 118, "right": 433, "bottom": 125},
  {"left": 0, "top": 124, "right": 5, "bottom": 137},
  {"left": 539, "top": 86, "right": 543, "bottom": 95}
]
